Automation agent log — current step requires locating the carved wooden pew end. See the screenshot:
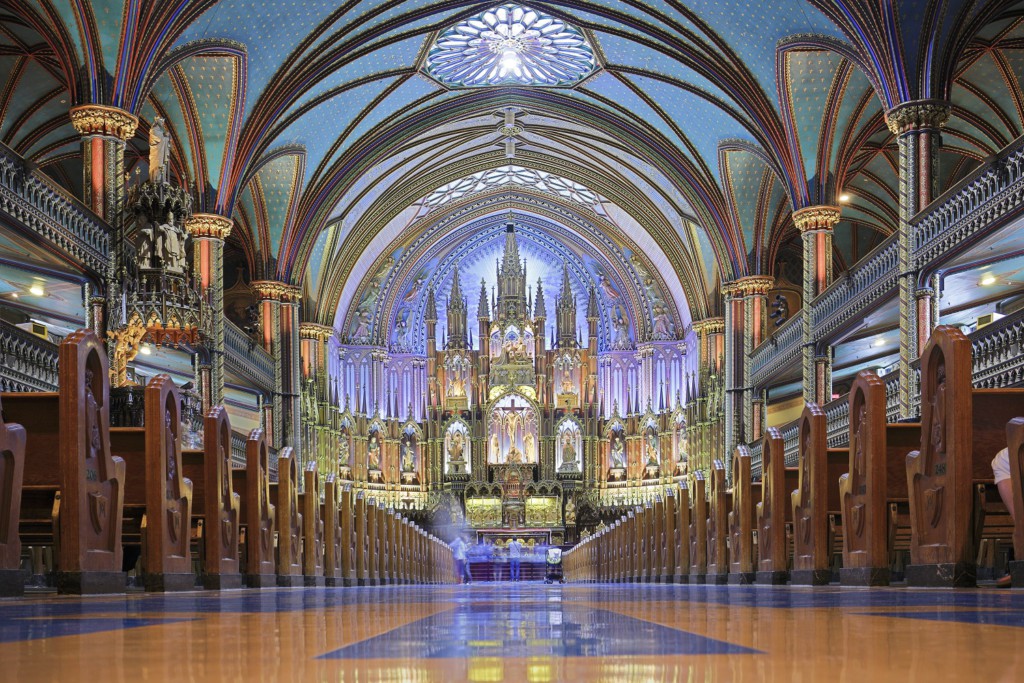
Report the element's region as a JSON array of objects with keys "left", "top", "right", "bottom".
[{"left": 0, "top": 395, "right": 27, "bottom": 596}]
